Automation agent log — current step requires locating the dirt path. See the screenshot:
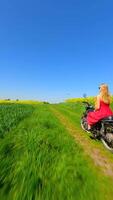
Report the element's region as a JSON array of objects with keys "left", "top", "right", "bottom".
[{"left": 50, "top": 106, "right": 113, "bottom": 177}]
